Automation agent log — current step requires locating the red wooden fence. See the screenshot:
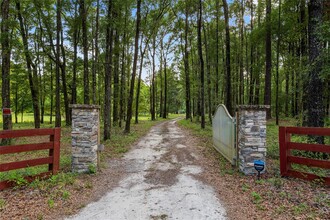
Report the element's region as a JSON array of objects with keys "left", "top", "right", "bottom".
[
  {"left": 279, "top": 126, "right": 330, "bottom": 185},
  {"left": 0, "top": 128, "right": 60, "bottom": 190}
]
